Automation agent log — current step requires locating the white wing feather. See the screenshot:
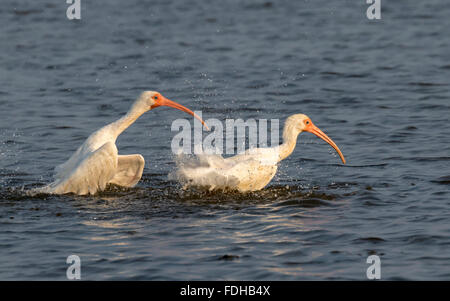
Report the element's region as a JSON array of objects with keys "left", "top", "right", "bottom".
[
  {"left": 109, "top": 154, "right": 145, "bottom": 187},
  {"left": 39, "top": 142, "right": 118, "bottom": 195}
]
